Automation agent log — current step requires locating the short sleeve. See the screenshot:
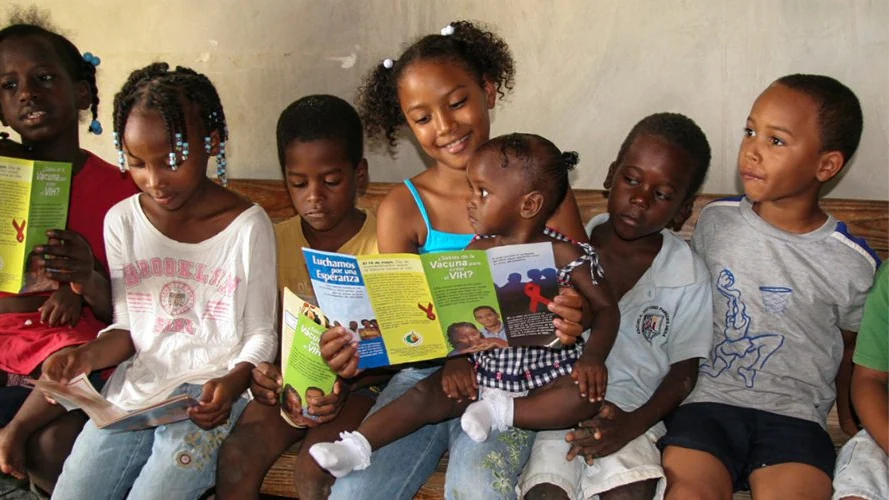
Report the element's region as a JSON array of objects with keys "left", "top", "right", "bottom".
[
  {"left": 853, "top": 265, "right": 889, "bottom": 372},
  {"left": 667, "top": 256, "right": 714, "bottom": 363}
]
